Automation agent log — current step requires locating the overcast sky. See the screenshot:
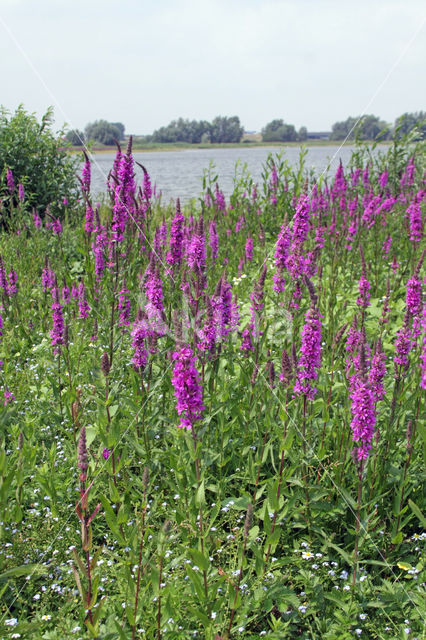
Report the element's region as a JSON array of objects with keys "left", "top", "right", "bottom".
[{"left": 0, "top": 0, "right": 425, "bottom": 135}]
